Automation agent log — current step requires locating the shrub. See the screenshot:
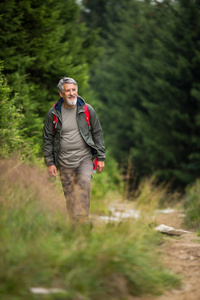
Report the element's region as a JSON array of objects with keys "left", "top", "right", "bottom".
[{"left": 0, "top": 62, "right": 24, "bottom": 157}]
